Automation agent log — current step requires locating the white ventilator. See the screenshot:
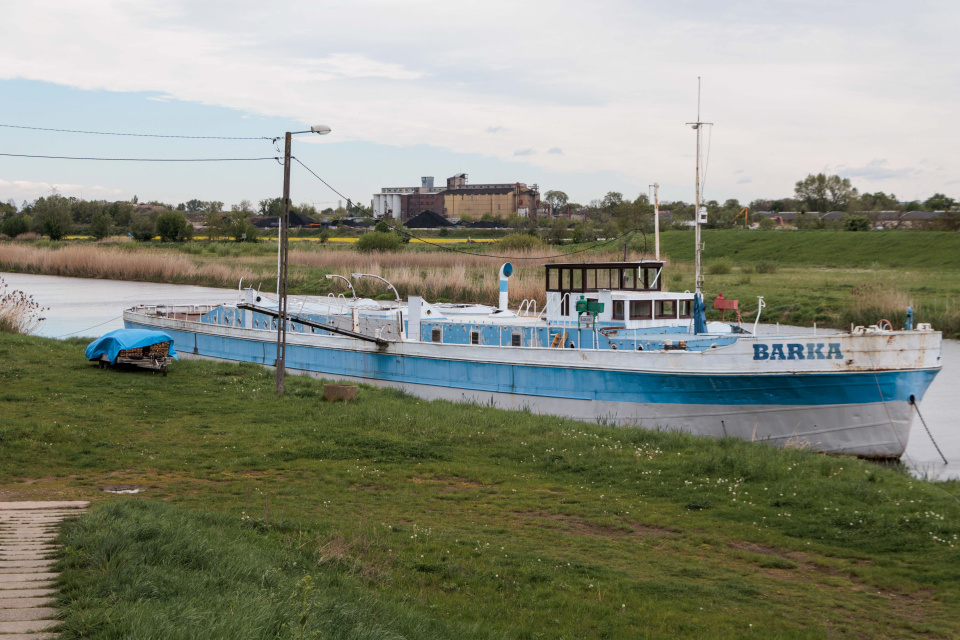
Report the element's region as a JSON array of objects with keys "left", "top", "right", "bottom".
[{"left": 499, "top": 263, "right": 513, "bottom": 310}]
